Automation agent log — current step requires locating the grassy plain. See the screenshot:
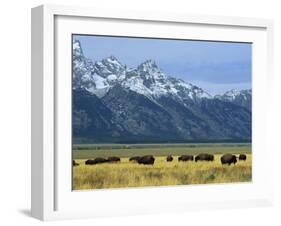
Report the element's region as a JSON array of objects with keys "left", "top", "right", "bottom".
[{"left": 72, "top": 143, "right": 251, "bottom": 190}]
